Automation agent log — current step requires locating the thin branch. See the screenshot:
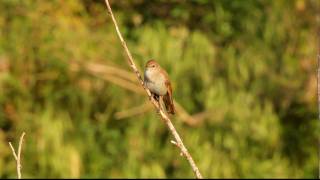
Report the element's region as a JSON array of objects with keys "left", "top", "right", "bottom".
[
  {"left": 104, "top": 0, "right": 203, "bottom": 178},
  {"left": 170, "top": 140, "right": 183, "bottom": 156},
  {"left": 8, "top": 132, "right": 26, "bottom": 179},
  {"left": 8, "top": 142, "right": 18, "bottom": 160}
]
